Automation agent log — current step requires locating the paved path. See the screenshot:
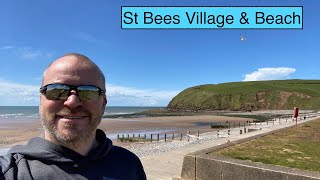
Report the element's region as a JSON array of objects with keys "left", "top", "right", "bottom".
[{"left": 140, "top": 115, "right": 319, "bottom": 180}]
